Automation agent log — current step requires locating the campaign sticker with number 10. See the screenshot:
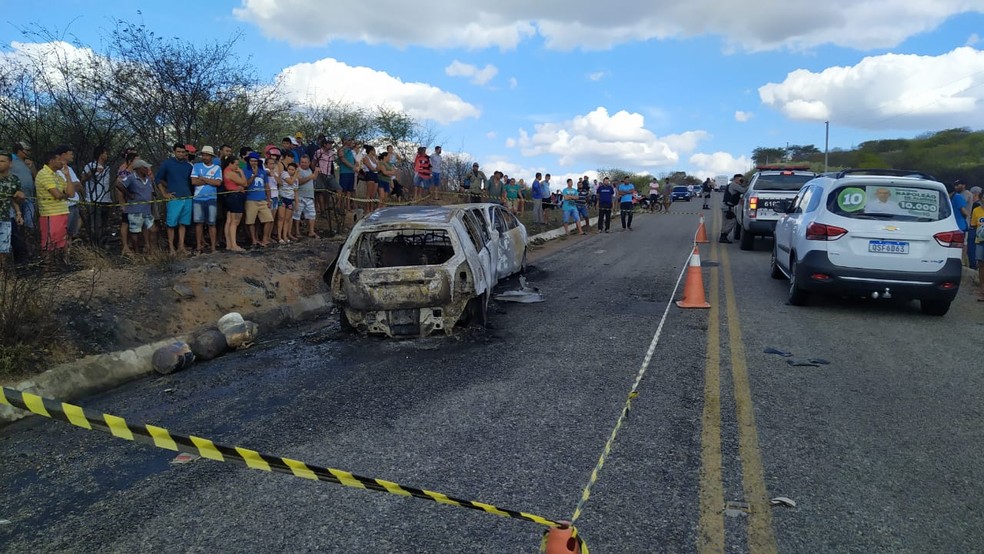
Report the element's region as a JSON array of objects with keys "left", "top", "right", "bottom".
[{"left": 837, "top": 187, "right": 866, "bottom": 212}]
